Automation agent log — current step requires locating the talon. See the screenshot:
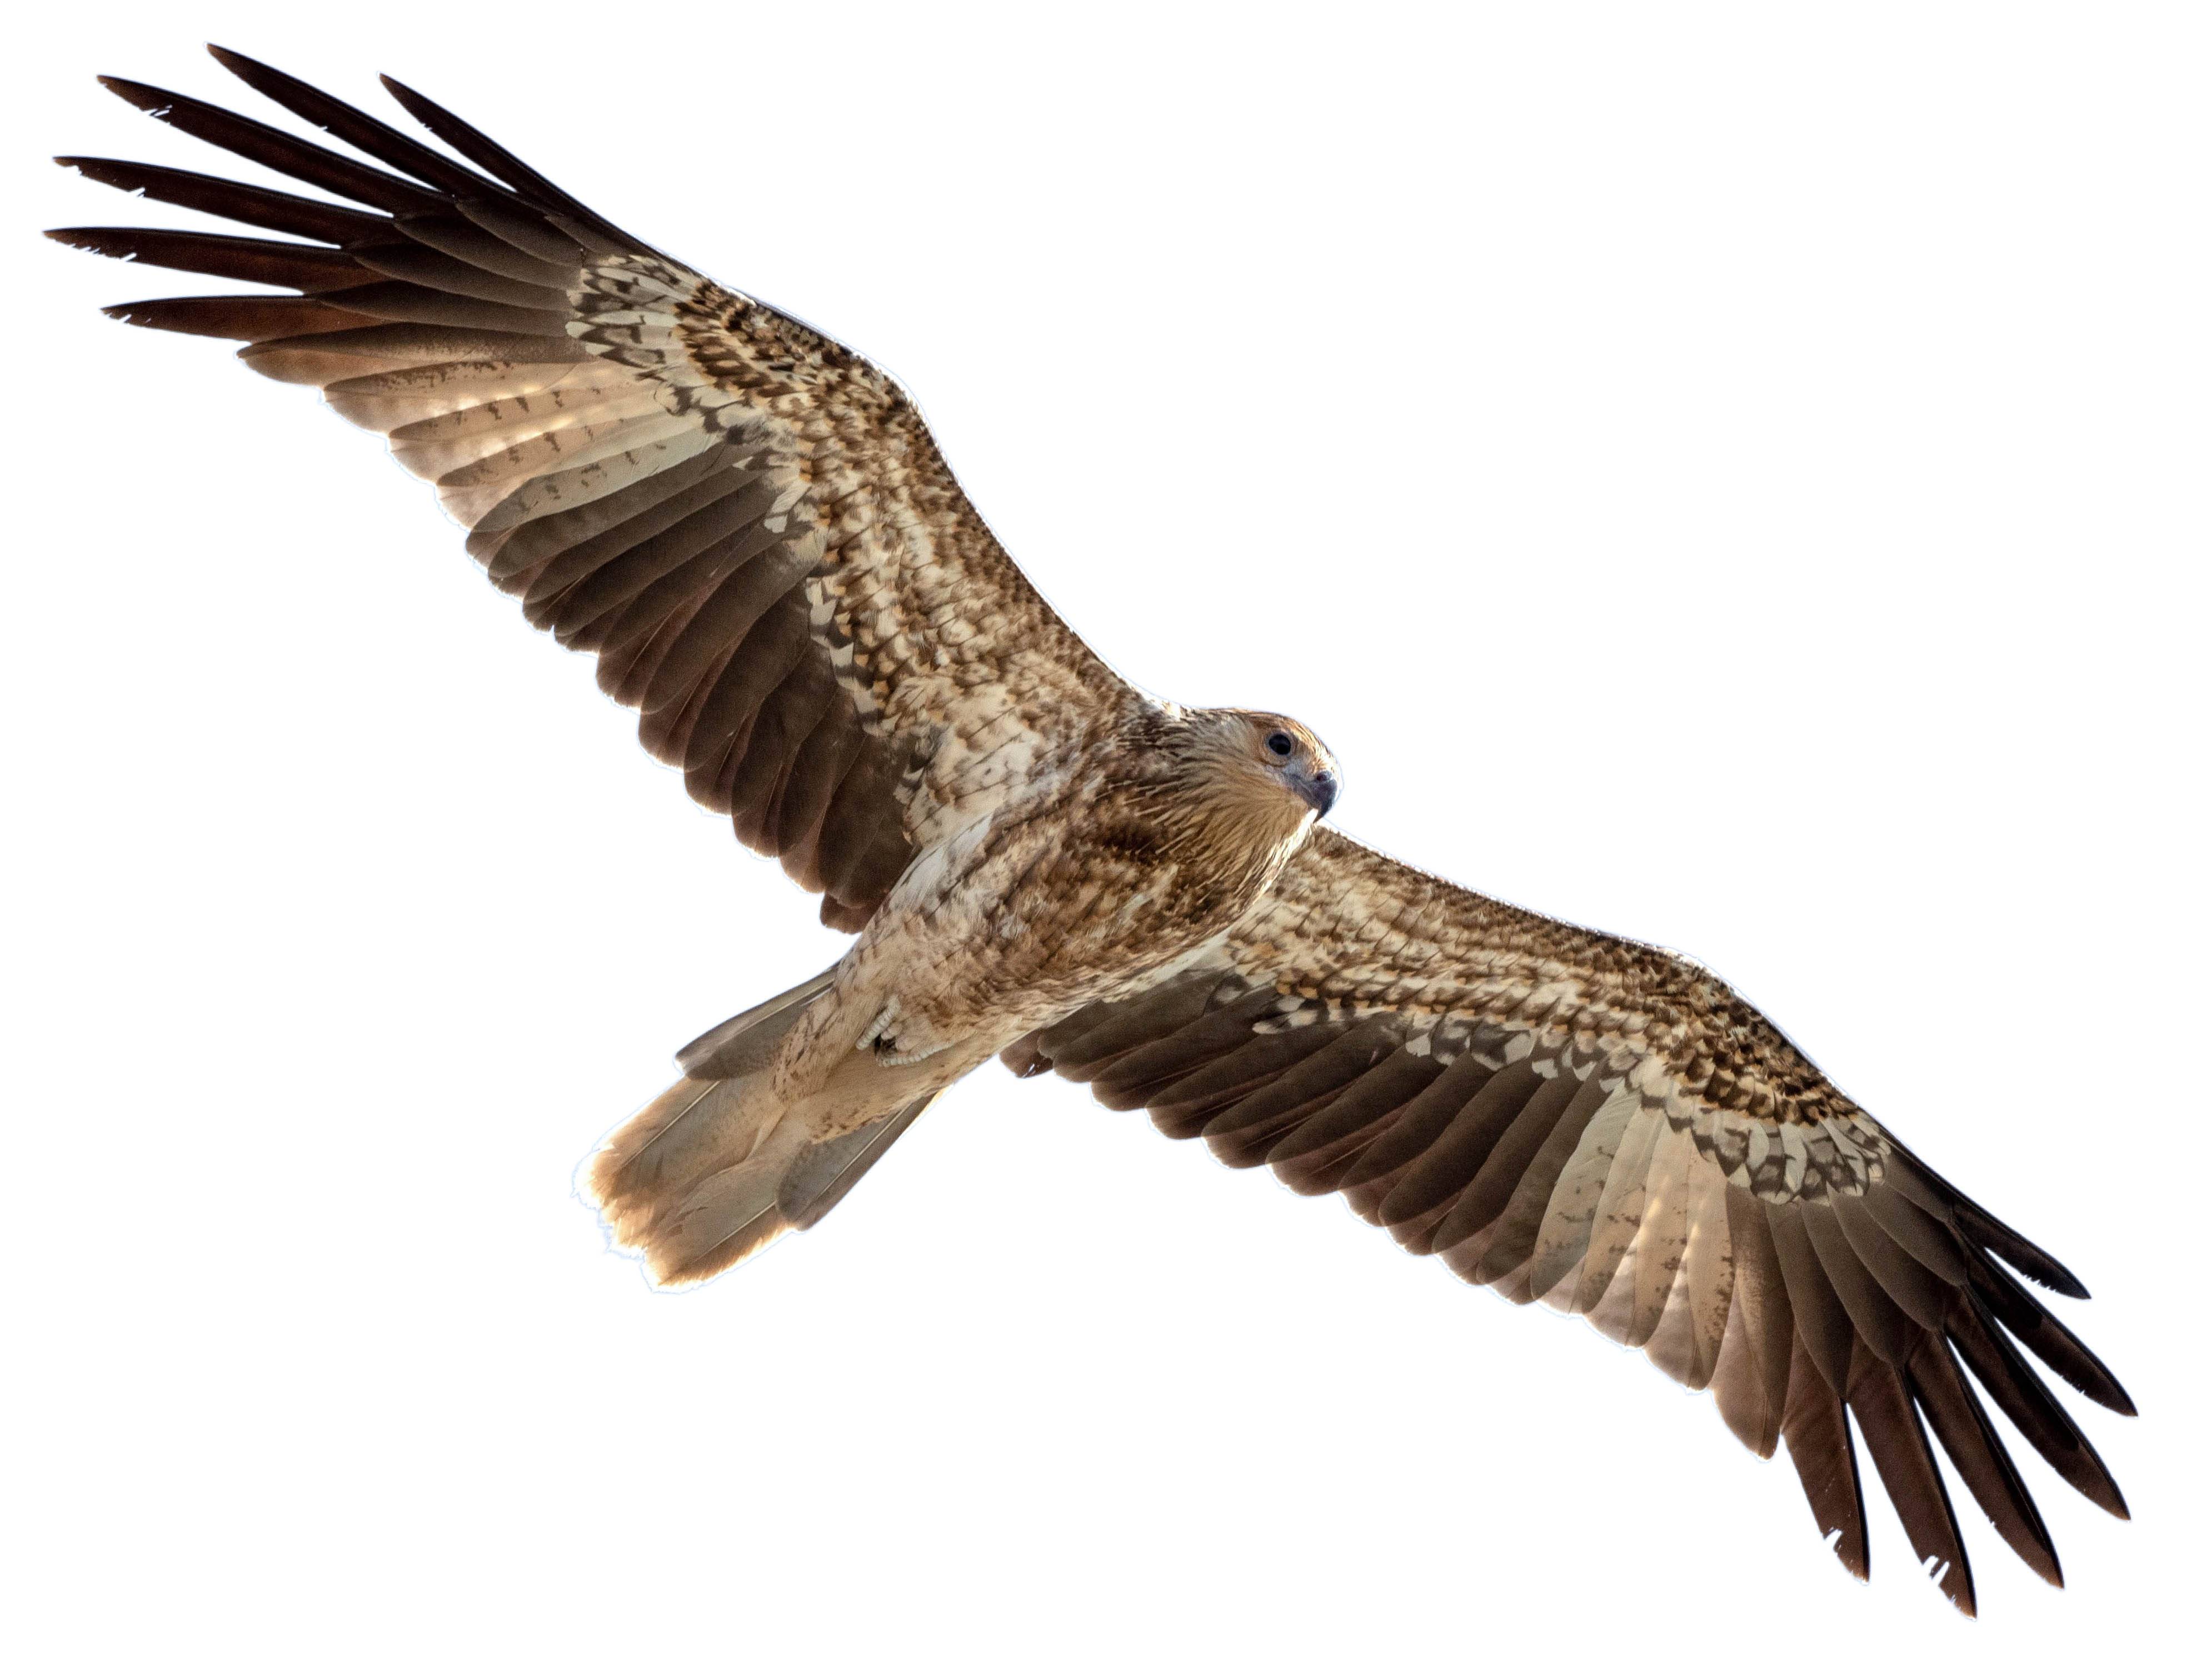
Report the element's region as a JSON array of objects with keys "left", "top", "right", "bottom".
[{"left": 856, "top": 999, "right": 900, "bottom": 1051}]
